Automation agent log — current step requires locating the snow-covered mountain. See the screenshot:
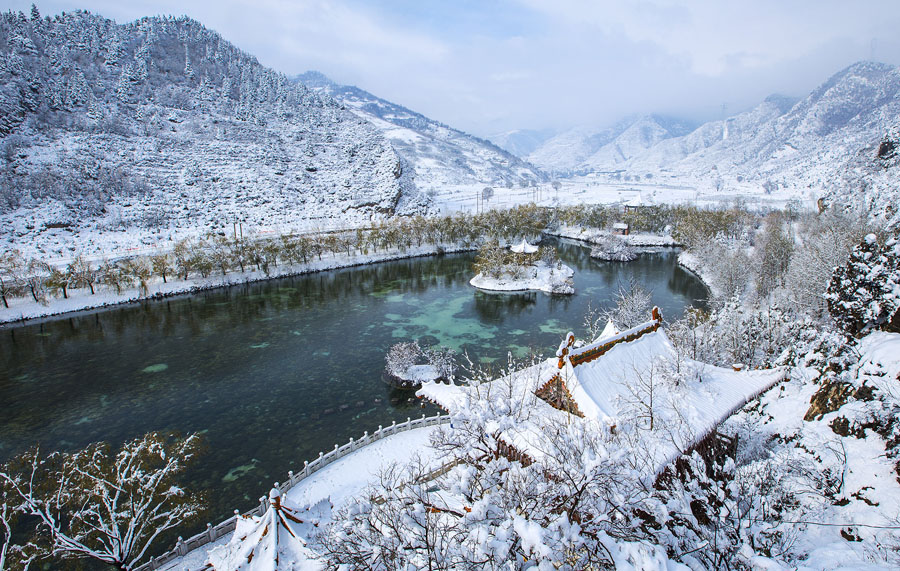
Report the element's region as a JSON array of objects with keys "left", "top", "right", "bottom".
[
  {"left": 487, "top": 128, "right": 556, "bottom": 158},
  {"left": 296, "top": 71, "right": 546, "bottom": 193},
  {"left": 0, "top": 9, "right": 428, "bottom": 258},
  {"left": 527, "top": 115, "right": 696, "bottom": 174},
  {"left": 534, "top": 62, "right": 900, "bottom": 224}
]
